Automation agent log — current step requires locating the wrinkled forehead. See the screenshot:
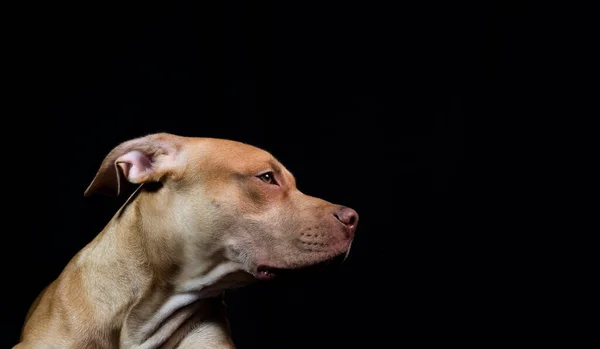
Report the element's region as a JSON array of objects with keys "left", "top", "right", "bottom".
[{"left": 187, "top": 138, "right": 292, "bottom": 177}]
